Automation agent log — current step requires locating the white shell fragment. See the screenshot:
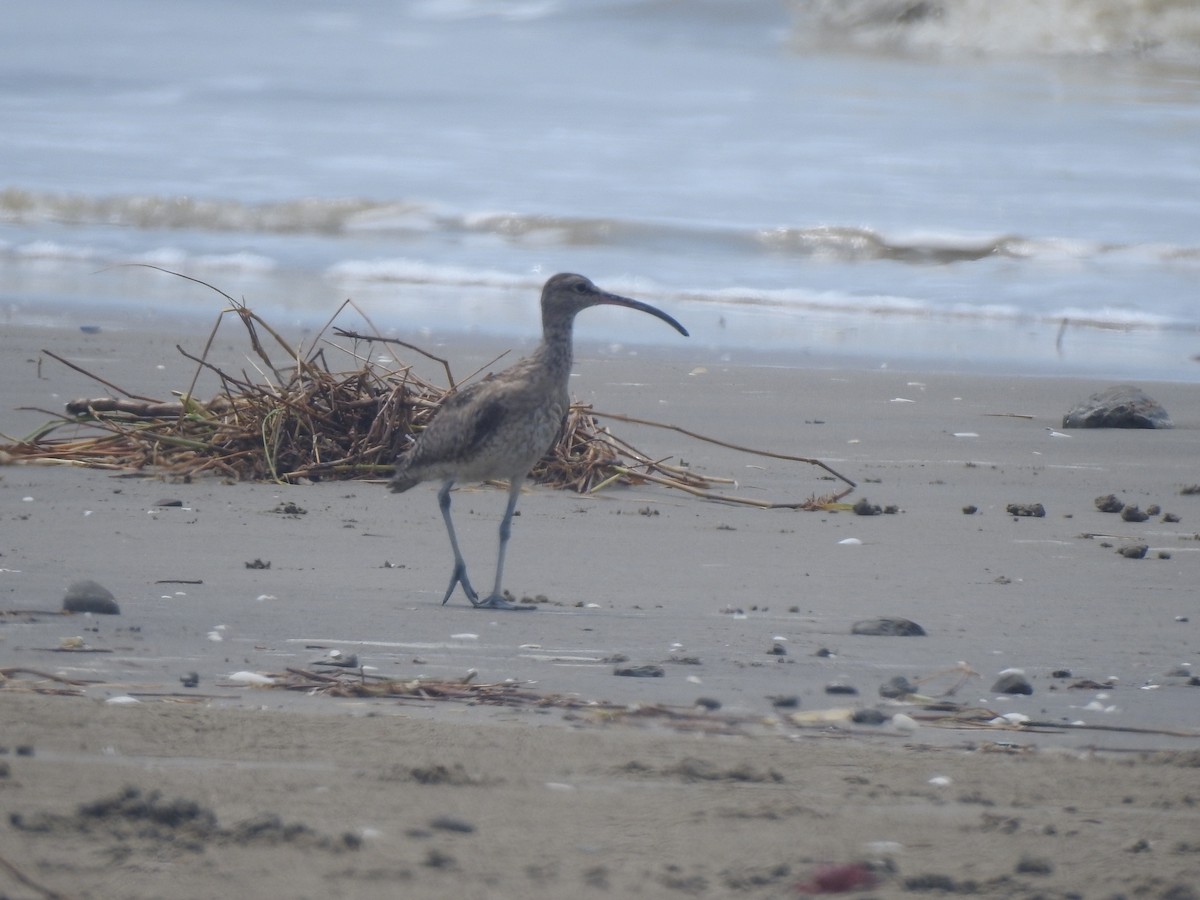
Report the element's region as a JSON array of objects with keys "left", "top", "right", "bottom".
[{"left": 228, "top": 671, "right": 276, "bottom": 685}]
